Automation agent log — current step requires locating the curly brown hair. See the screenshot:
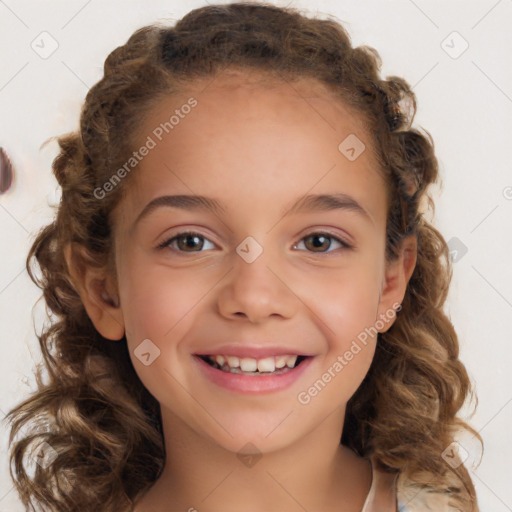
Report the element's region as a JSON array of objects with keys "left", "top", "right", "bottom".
[{"left": 5, "top": 2, "right": 483, "bottom": 511}]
